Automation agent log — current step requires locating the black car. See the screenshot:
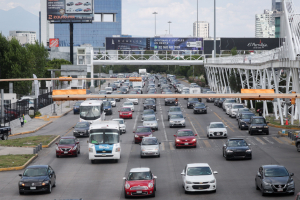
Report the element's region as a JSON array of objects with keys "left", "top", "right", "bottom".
[
  {"left": 218, "top": 98, "right": 226, "bottom": 108},
  {"left": 248, "top": 116, "right": 269, "bottom": 135},
  {"left": 223, "top": 138, "right": 252, "bottom": 160},
  {"left": 187, "top": 98, "right": 200, "bottom": 109},
  {"left": 73, "top": 101, "right": 83, "bottom": 114},
  {"left": 143, "top": 99, "right": 156, "bottom": 111},
  {"left": 67, "top": 2, "right": 74, "bottom": 6},
  {"left": 120, "top": 88, "right": 127, "bottom": 94},
  {"left": 111, "top": 84, "right": 117, "bottom": 91},
  {"left": 193, "top": 103, "right": 207, "bottom": 114},
  {"left": 255, "top": 165, "right": 295, "bottom": 196},
  {"left": 73, "top": 122, "right": 90, "bottom": 137},
  {"left": 238, "top": 112, "right": 255, "bottom": 130},
  {"left": 0, "top": 125, "right": 11, "bottom": 140},
  {"left": 214, "top": 98, "right": 220, "bottom": 106},
  {"left": 103, "top": 101, "right": 113, "bottom": 115},
  {"left": 19, "top": 165, "right": 56, "bottom": 194},
  {"left": 165, "top": 98, "right": 178, "bottom": 106}
]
